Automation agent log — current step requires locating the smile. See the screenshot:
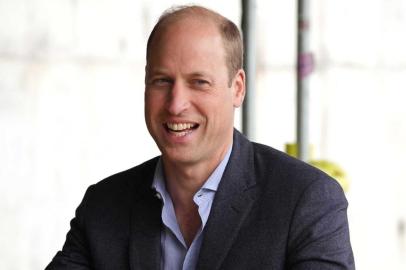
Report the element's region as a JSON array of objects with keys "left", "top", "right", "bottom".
[{"left": 165, "top": 122, "right": 199, "bottom": 137}]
